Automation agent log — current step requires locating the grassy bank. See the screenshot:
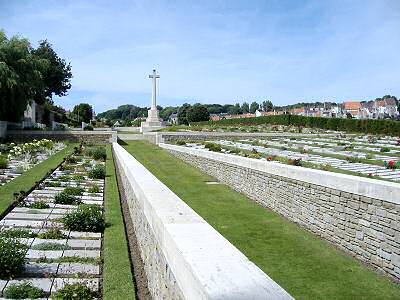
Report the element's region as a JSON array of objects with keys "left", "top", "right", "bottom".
[
  {"left": 0, "top": 143, "right": 75, "bottom": 215},
  {"left": 123, "top": 140, "right": 400, "bottom": 300},
  {"left": 103, "top": 145, "right": 136, "bottom": 300}
]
